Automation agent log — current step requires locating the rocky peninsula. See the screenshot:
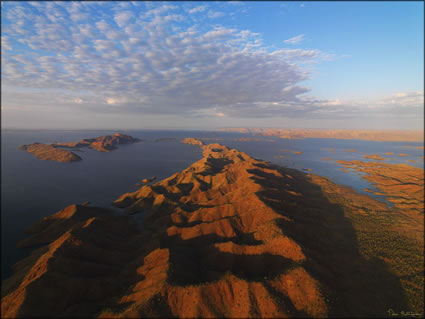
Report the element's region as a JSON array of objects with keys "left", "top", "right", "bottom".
[{"left": 2, "top": 143, "right": 423, "bottom": 317}]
